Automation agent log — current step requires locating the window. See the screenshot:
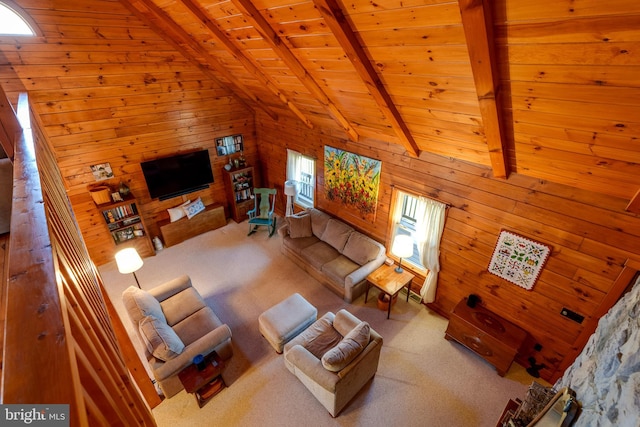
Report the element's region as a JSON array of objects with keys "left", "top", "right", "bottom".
[
  {"left": 287, "top": 149, "right": 315, "bottom": 209},
  {"left": 387, "top": 187, "right": 448, "bottom": 277},
  {"left": 389, "top": 191, "right": 427, "bottom": 273},
  {"left": 0, "top": 2, "right": 35, "bottom": 36}
]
